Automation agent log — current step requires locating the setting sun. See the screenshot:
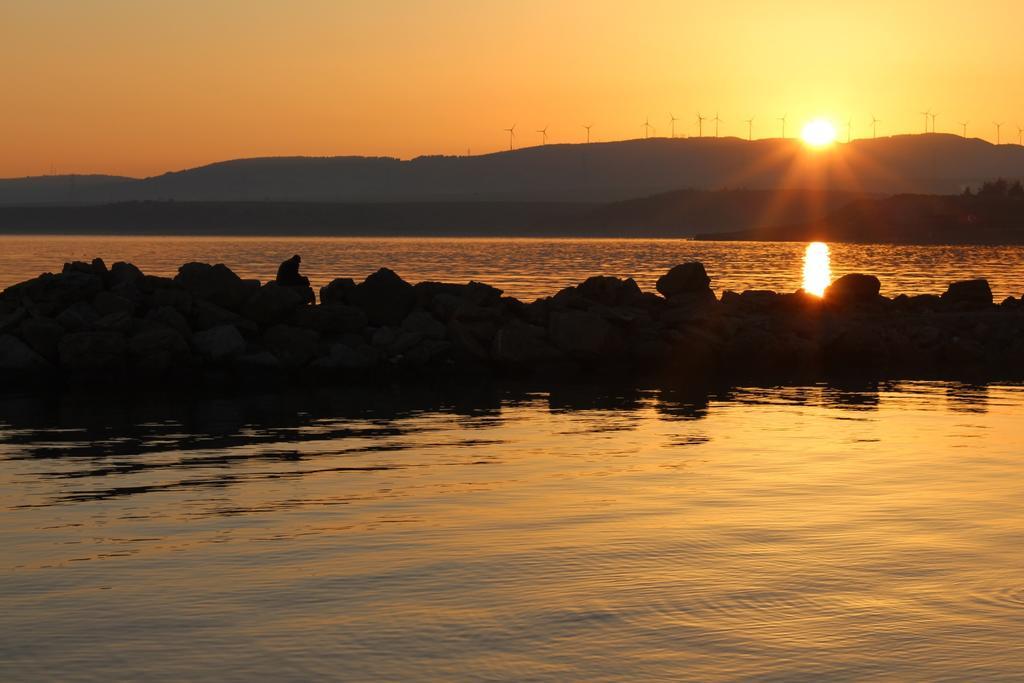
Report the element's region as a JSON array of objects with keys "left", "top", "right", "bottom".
[{"left": 801, "top": 119, "right": 837, "bottom": 147}]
